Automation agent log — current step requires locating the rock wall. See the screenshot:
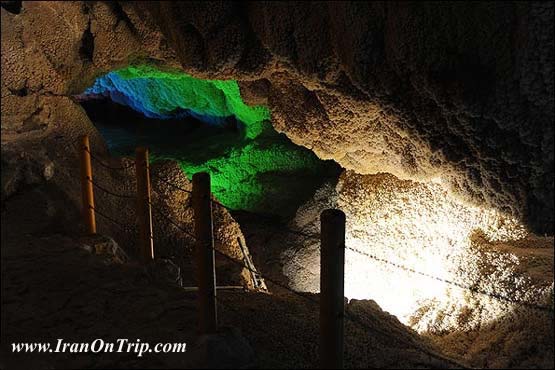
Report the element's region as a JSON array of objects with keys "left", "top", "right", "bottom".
[
  {"left": 279, "top": 172, "right": 551, "bottom": 324},
  {"left": 135, "top": 1, "right": 555, "bottom": 234},
  {"left": 278, "top": 171, "right": 554, "bottom": 367},
  {"left": 0, "top": 0, "right": 174, "bottom": 236},
  {"left": 1, "top": 1, "right": 553, "bottom": 234}
]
